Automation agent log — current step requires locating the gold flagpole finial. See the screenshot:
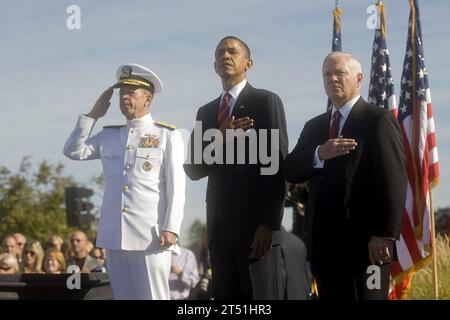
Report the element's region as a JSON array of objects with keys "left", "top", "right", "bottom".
[
  {"left": 377, "top": 1, "right": 387, "bottom": 38},
  {"left": 333, "top": 5, "right": 343, "bottom": 34}
]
